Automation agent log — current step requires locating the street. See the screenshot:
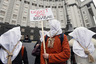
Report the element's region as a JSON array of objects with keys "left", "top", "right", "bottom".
[{"left": 23, "top": 41, "right": 37, "bottom": 64}]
